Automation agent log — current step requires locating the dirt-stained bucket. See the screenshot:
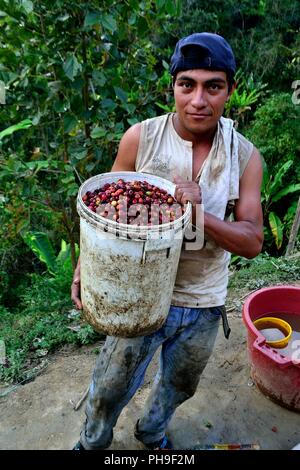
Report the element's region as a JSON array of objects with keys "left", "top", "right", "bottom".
[{"left": 77, "top": 171, "right": 192, "bottom": 337}]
